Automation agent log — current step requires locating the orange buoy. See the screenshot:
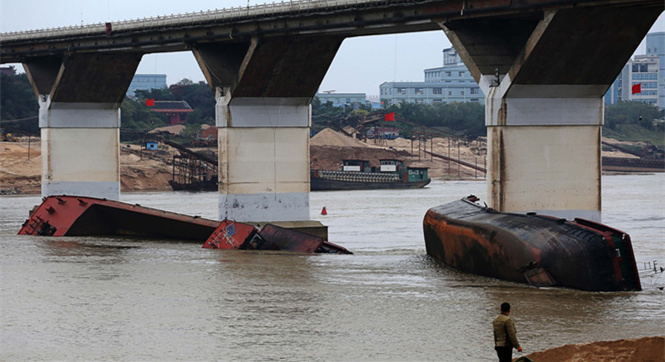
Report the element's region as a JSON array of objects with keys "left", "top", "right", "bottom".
[{"left": 321, "top": 207, "right": 327, "bottom": 215}]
